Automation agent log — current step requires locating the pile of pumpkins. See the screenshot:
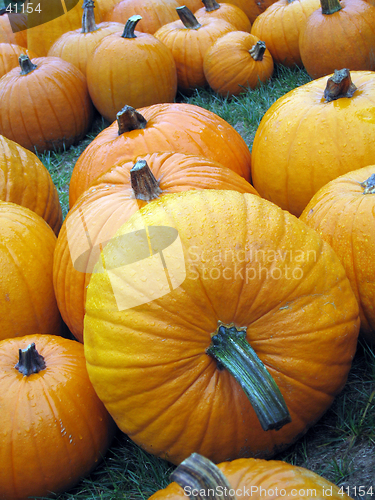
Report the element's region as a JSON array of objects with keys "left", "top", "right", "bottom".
[{"left": 1, "top": 0, "right": 375, "bottom": 498}]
